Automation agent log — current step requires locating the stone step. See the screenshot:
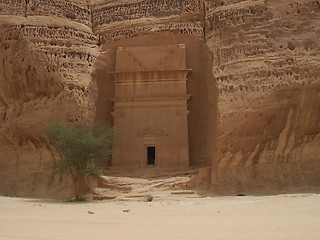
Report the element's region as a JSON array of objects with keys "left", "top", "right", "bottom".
[
  {"left": 103, "top": 167, "right": 199, "bottom": 179},
  {"left": 171, "top": 191, "right": 195, "bottom": 195},
  {"left": 93, "top": 195, "right": 117, "bottom": 201}
]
